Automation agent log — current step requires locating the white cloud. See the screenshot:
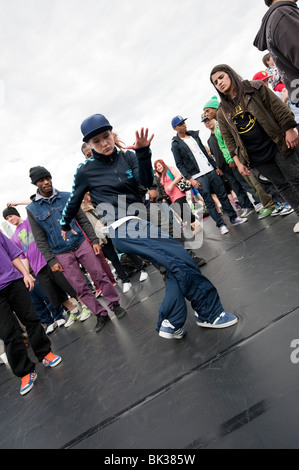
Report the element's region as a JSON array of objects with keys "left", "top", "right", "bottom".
[{"left": 0, "top": 0, "right": 268, "bottom": 222}]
